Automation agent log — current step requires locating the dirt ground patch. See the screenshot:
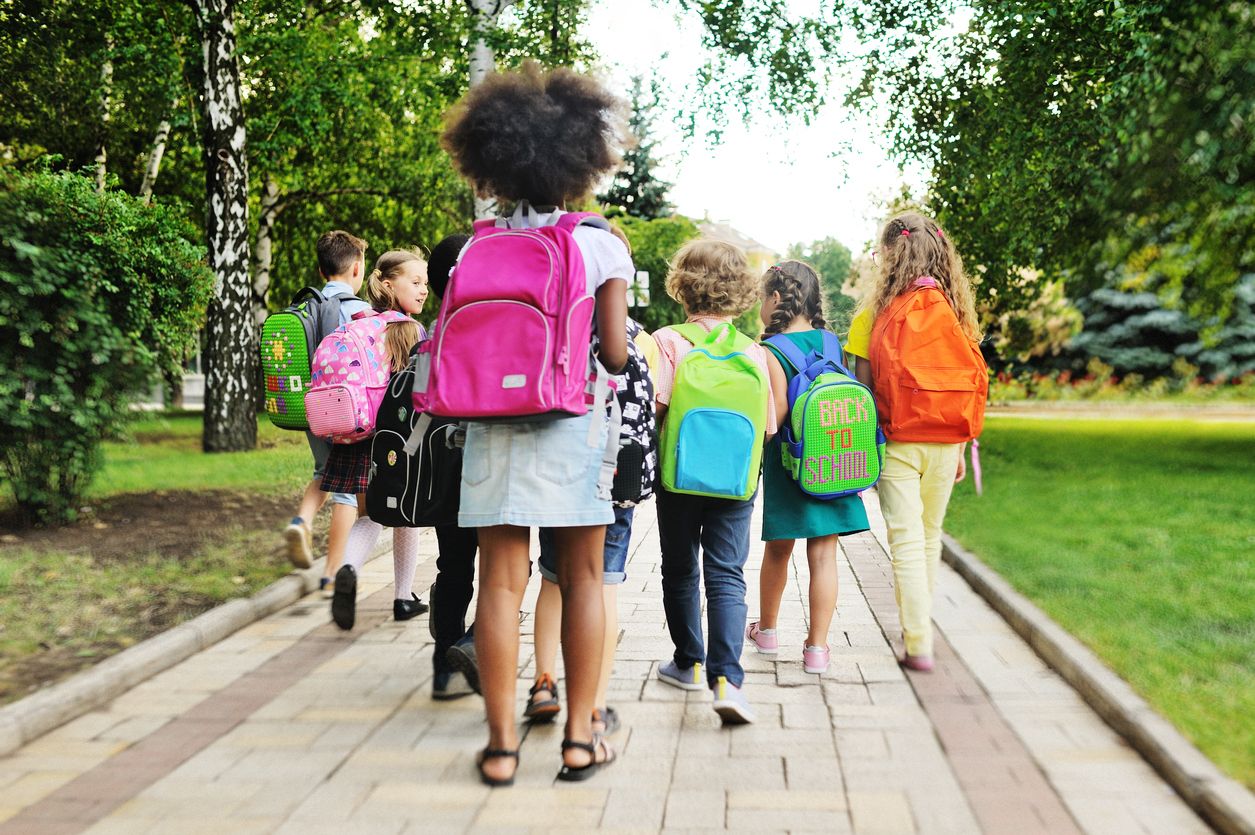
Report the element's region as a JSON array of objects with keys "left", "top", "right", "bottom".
[{"left": 0, "top": 489, "right": 327, "bottom": 705}]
